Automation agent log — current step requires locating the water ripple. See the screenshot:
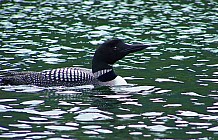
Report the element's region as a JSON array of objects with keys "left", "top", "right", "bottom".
[{"left": 0, "top": 0, "right": 218, "bottom": 139}]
